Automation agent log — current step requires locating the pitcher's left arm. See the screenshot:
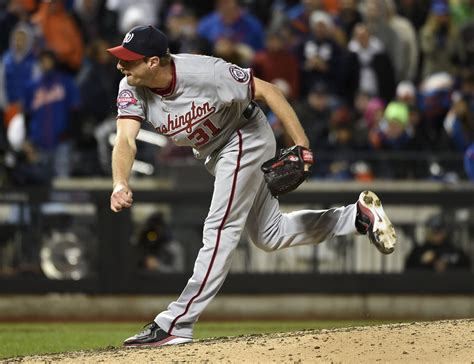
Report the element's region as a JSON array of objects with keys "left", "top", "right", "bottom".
[{"left": 253, "top": 77, "right": 309, "bottom": 149}]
